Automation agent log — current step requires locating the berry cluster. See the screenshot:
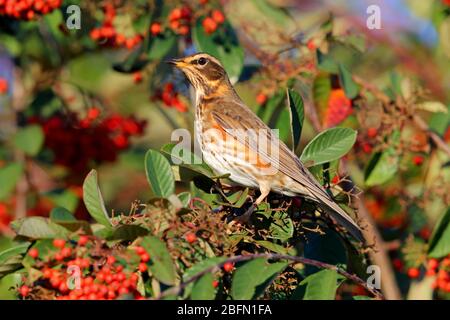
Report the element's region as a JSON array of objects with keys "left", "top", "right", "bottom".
[
  {"left": 323, "top": 89, "right": 353, "bottom": 128},
  {"left": 427, "top": 256, "right": 450, "bottom": 293},
  {"left": 19, "top": 236, "right": 148, "bottom": 300},
  {"left": 29, "top": 108, "right": 146, "bottom": 173},
  {"left": 154, "top": 83, "right": 188, "bottom": 112},
  {"left": 0, "top": 0, "right": 61, "bottom": 20},
  {"left": 202, "top": 9, "right": 225, "bottom": 34},
  {"left": 90, "top": 4, "right": 143, "bottom": 50},
  {"left": 168, "top": 6, "right": 192, "bottom": 36}
]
